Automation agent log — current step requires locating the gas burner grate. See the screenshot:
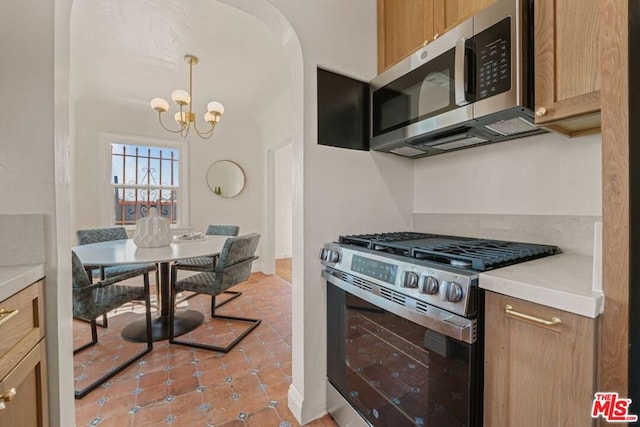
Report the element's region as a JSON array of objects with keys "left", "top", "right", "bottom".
[
  {"left": 411, "top": 239, "right": 561, "bottom": 271},
  {"left": 338, "top": 231, "right": 561, "bottom": 271},
  {"left": 339, "top": 232, "right": 433, "bottom": 249}
]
